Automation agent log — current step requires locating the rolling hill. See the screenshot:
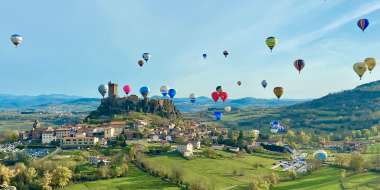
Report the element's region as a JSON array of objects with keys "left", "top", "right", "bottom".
[{"left": 224, "top": 80, "right": 380, "bottom": 133}]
